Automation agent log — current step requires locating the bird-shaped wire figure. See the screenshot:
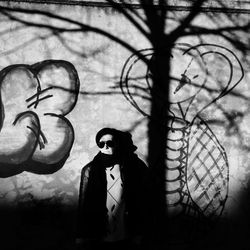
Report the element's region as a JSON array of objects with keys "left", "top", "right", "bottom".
[{"left": 120, "top": 44, "right": 244, "bottom": 224}]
